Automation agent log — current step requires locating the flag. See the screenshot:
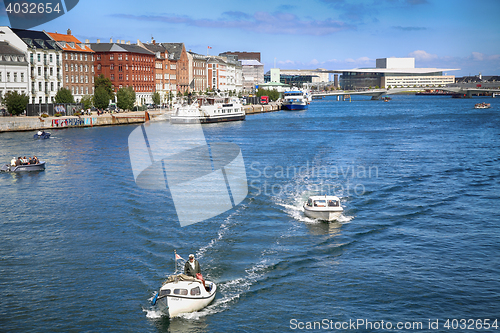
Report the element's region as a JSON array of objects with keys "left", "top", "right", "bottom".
[
  {"left": 207, "top": 46, "right": 212, "bottom": 49},
  {"left": 175, "top": 253, "right": 183, "bottom": 260}
]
